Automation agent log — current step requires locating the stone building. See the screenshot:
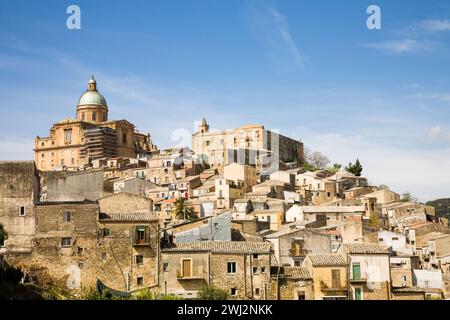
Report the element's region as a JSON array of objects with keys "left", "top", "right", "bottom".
[
  {"left": 4, "top": 196, "right": 159, "bottom": 293},
  {"left": 34, "top": 77, "right": 157, "bottom": 171},
  {"left": 160, "top": 241, "right": 272, "bottom": 299},
  {"left": 0, "top": 161, "right": 40, "bottom": 254},
  {"left": 192, "top": 119, "right": 304, "bottom": 176},
  {"left": 269, "top": 266, "right": 314, "bottom": 300}
]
